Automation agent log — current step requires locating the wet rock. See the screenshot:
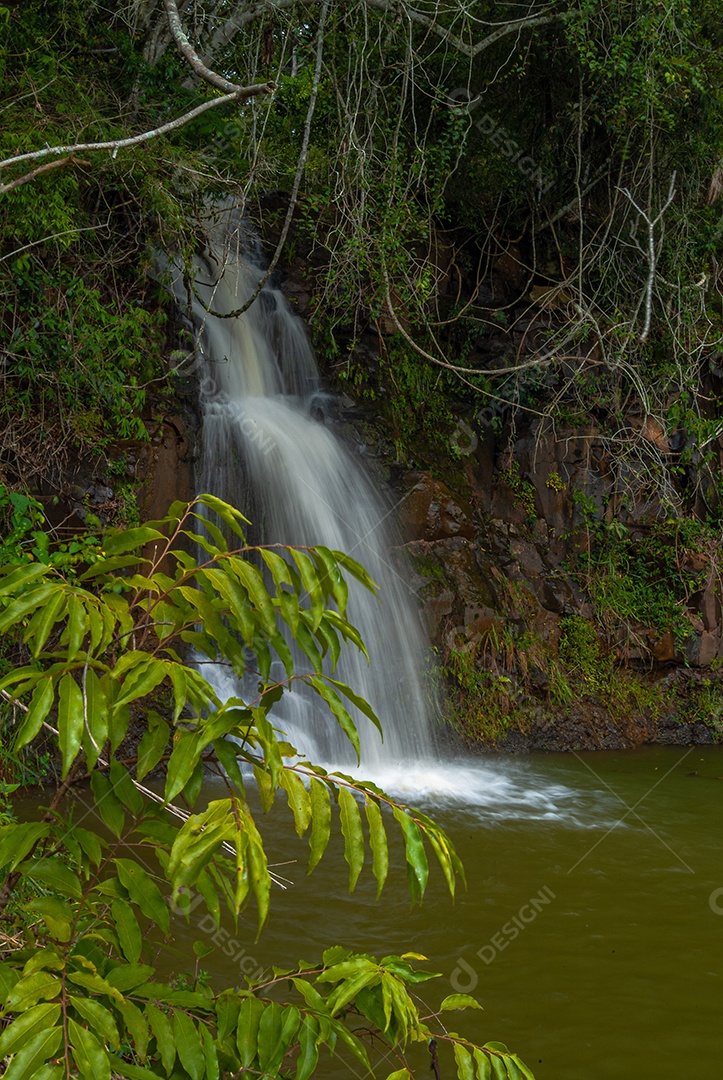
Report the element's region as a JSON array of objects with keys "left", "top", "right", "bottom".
[
  {"left": 651, "top": 631, "right": 677, "bottom": 663},
  {"left": 699, "top": 586, "right": 721, "bottom": 632},
  {"left": 400, "top": 474, "right": 475, "bottom": 541},
  {"left": 694, "top": 630, "right": 722, "bottom": 668},
  {"left": 138, "top": 414, "right": 196, "bottom": 522}
]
